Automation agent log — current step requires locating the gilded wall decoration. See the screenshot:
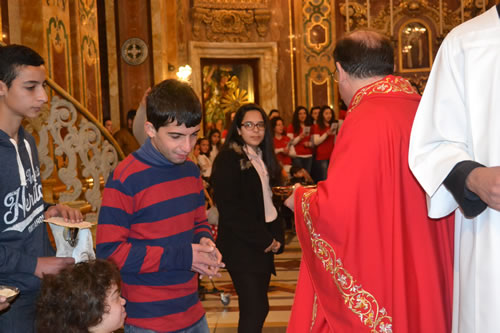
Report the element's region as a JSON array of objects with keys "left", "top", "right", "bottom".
[
  {"left": 46, "top": 17, "right": 72, "bottom": 94},
  {"left": 82, "top": 36, "right": 98, "bottom": 65},
  {"left": 300, "top": 0, "right": 336, "bottom": 108},
  {"left": 192, "top": 5, "right": 271, "bottom": 42},
  {"left": 201, "top": 62, "right": 254, "bottom": 132},
  {"left": 254, "top": 9, "right": 271, "bottom": 37},
  {"left": 47, "top": 17, "right": 67, "bottom": 53},
  {"left": 193, "top": 0, "right": 269, "bottom": 9},
  {"left": 305, "top": 66, "right": 334, "bottom": 108},
  {"left": 76, "top": 0, "right": 101, "bottom": 118},
  {"left": 339, "top": 1, "right": 368, "bottom": 32},
  {"left": 79, "top": 0, "right": 97, "bottom": 30},
  {"left": 398, "top": 19, "right": 433, "bottom": 72},
  {"left": 46, "top": 0, "right": 66, "bottom": 11},
  {"left": 81, "top": 36, "right": 101, "bottom": 116},
  {"left": 189, "top": 41, "right": 278, "bottom": 118},
  {"left": 302, "top": 0, "right": 332, "bottom": 56},
  {"left": 401, "top": 72, "right": 429, "bottom": 95}
]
